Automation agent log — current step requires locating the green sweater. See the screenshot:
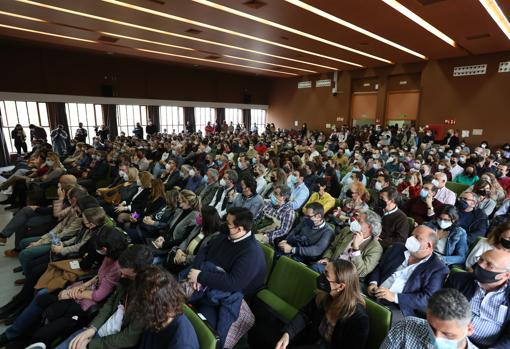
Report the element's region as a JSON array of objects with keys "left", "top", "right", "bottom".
[
  {"left": 321, "top": 227, "right": 383, "bottom": 277},
  {"left": 89, "top": 285, "right": 145, "bottom": 349}
]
